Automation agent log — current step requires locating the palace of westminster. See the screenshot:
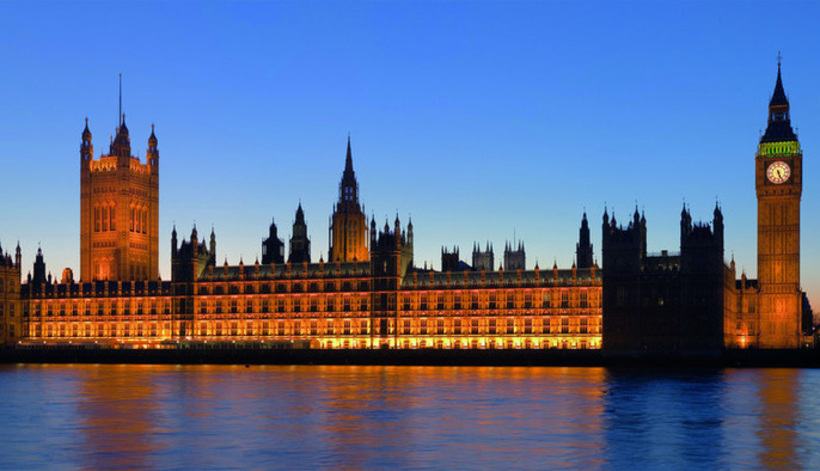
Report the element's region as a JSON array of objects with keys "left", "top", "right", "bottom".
[{"left": 0, "top": 65, "right": 813, "bottom": 354}]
